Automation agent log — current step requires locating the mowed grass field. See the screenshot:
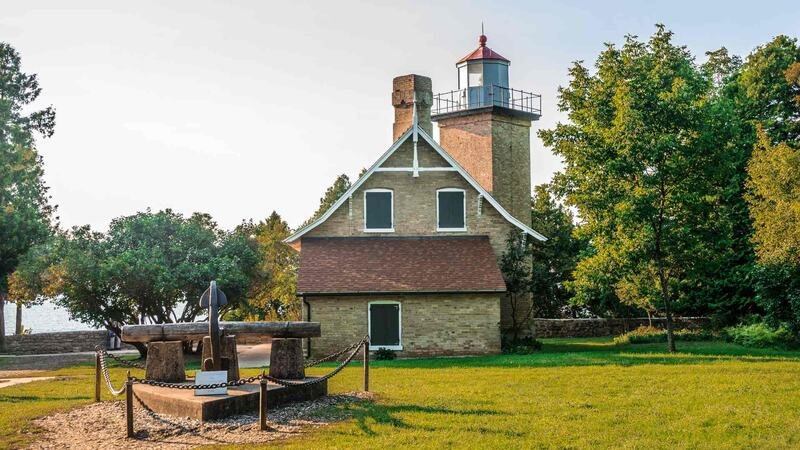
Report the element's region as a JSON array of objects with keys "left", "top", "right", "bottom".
[{"left": 3, "top": 339, "right": 800, "bottom": 449}]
